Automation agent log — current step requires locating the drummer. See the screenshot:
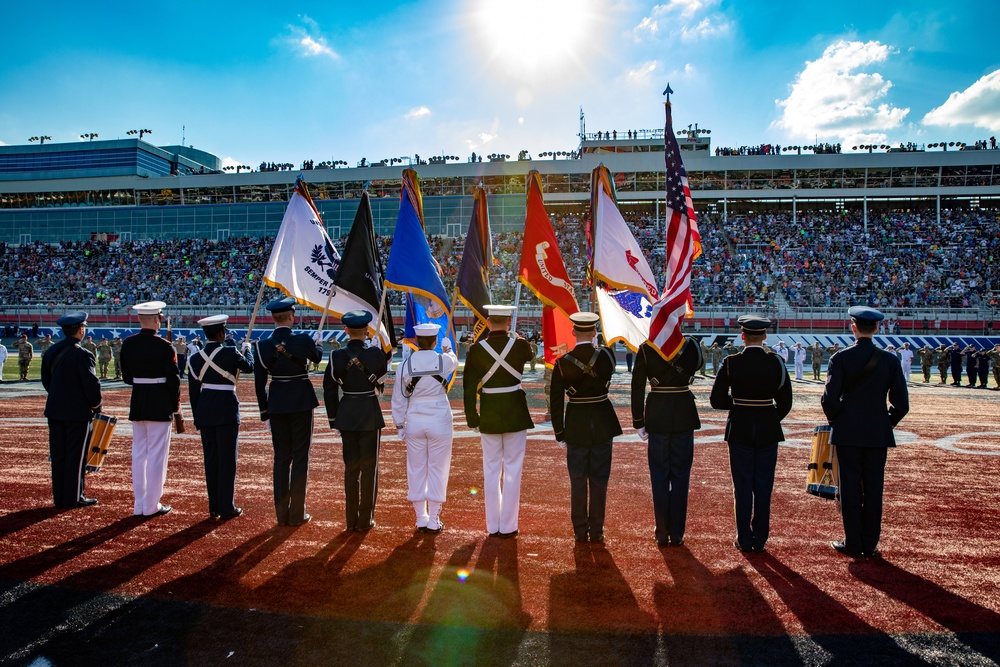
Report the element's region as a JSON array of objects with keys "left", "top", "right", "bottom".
[{"left": 41, "top": 311, "right": 103, "bottom": 508}]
